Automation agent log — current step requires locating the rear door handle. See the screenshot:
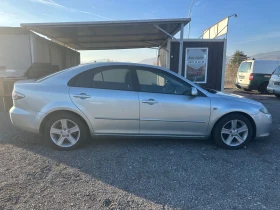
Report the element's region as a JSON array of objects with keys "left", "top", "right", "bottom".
[
  {"left": 142, "top": 99, "right": 158, "bottom": 105},
  {"left": 73, "top": 93, "right": 91, "bottom": 100}
]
